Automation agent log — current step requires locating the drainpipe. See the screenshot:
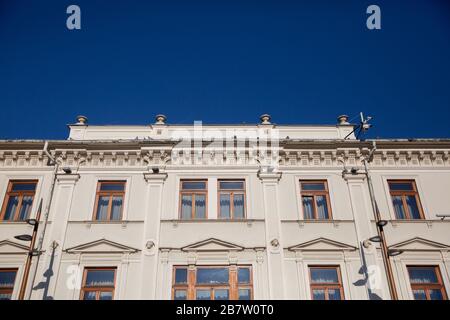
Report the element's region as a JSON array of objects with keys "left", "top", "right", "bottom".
[
  {"left": 362, "top": 141, "right": 399, "bottom": 300},
  {"left": 26, "top": 141, "right": 60, "bottom": 299}
]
